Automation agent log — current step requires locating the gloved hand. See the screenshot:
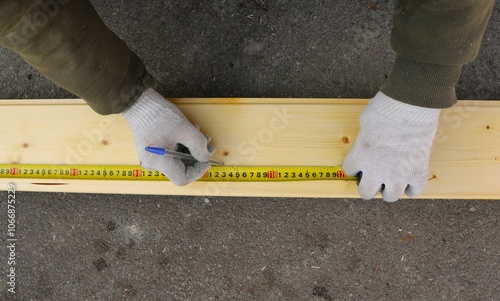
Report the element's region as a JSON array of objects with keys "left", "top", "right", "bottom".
[
  {"left": 121, "top": 88, "right": 215, "bottom": 186},
  {"left": 343, "top": 92, "right": 441, "bottom": 202}
]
